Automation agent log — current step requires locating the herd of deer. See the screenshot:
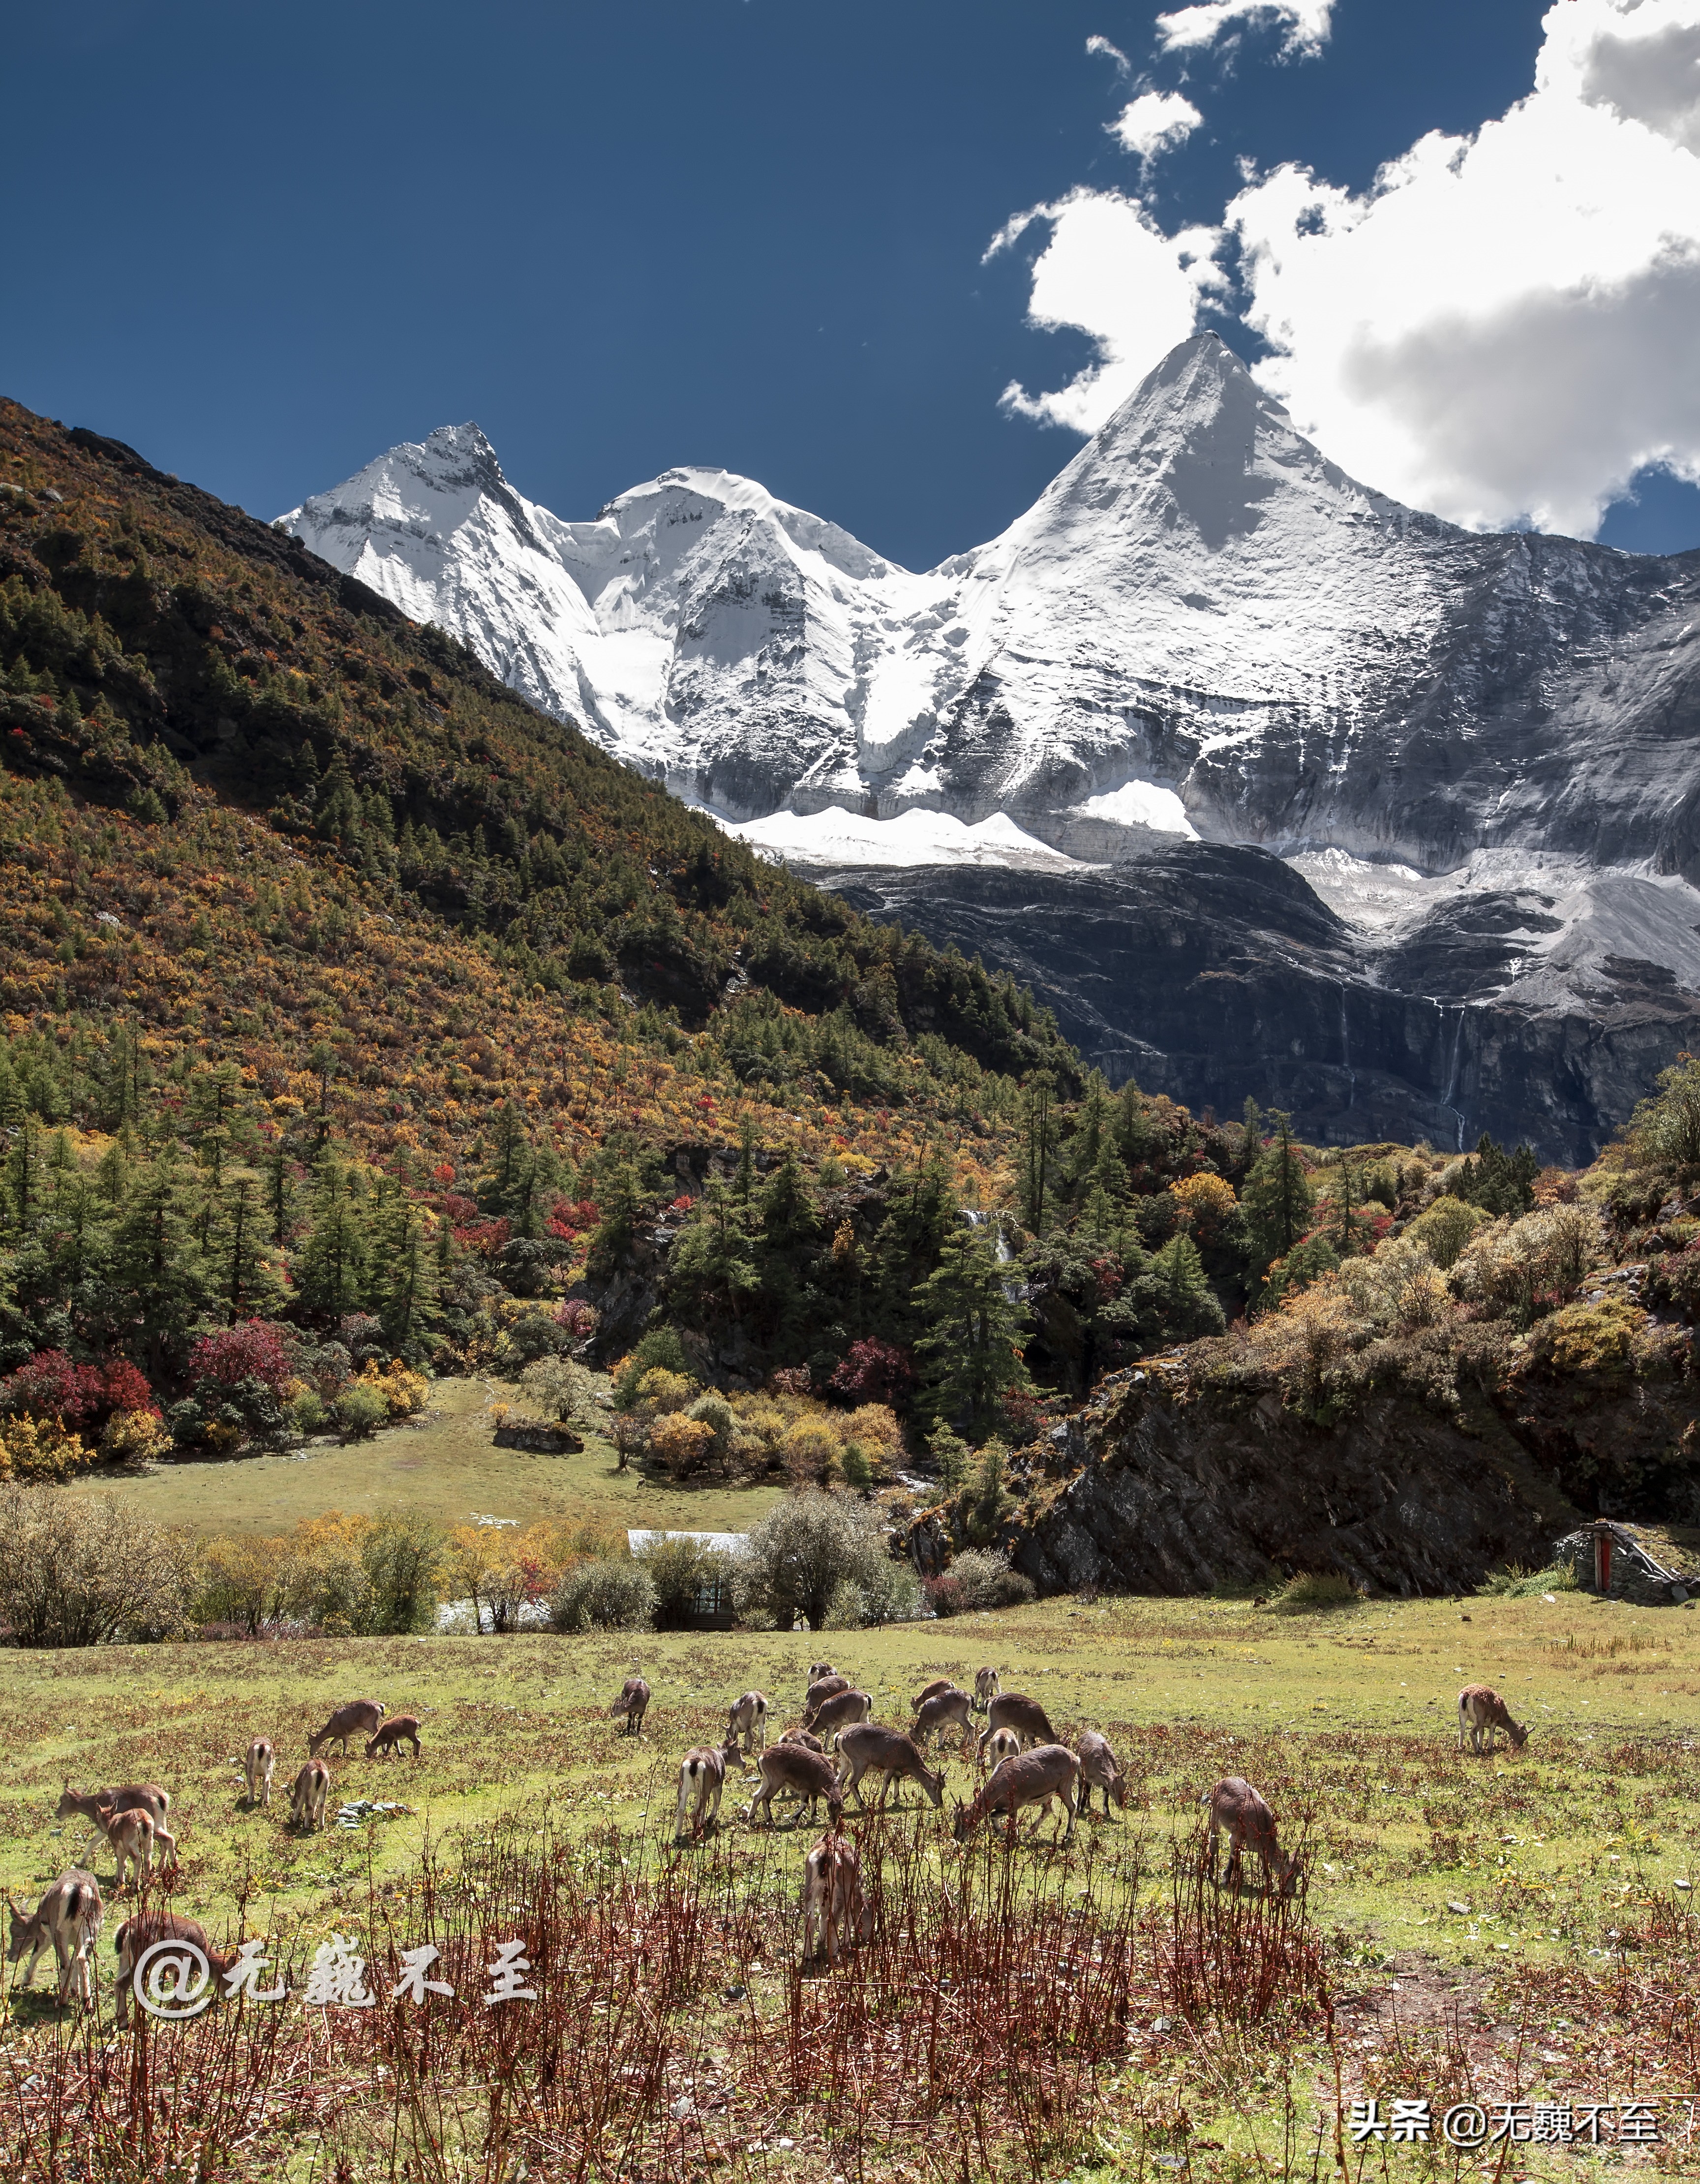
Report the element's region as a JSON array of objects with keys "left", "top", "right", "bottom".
[{"left": 2, "top": 1672, "right": 1531, "bottom": 2002}]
